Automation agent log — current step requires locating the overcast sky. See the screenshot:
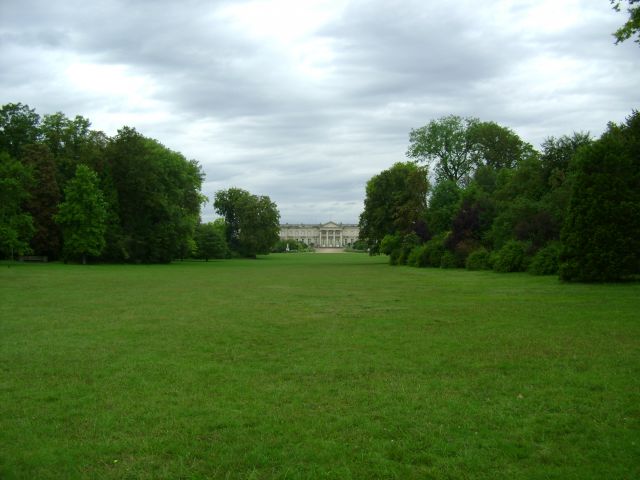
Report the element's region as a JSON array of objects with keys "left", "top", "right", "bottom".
[{"left": 1, "top": 0, "right": 638, "bottom": 224}]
